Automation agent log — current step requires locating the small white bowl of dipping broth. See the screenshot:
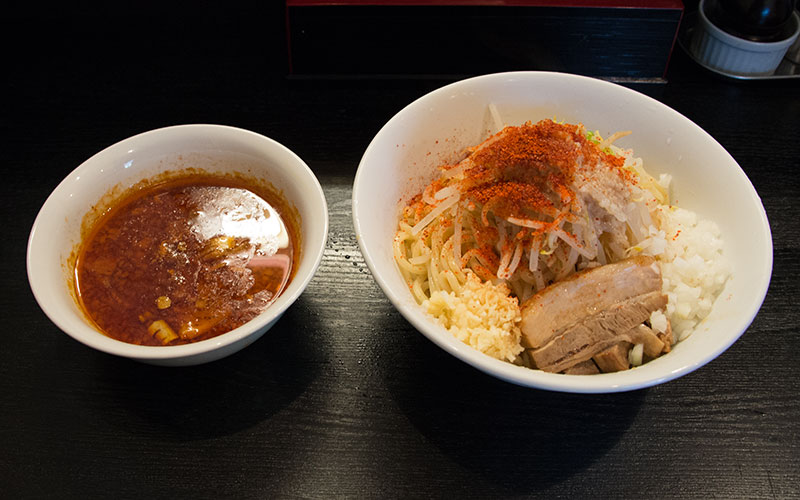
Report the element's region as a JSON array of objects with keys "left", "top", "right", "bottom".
[
  {"left": 28, "top": 124, "right": 328, "bottom": 366},
  {"left": 352, "top": 71, "right": 772, "bottom": 393}
]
